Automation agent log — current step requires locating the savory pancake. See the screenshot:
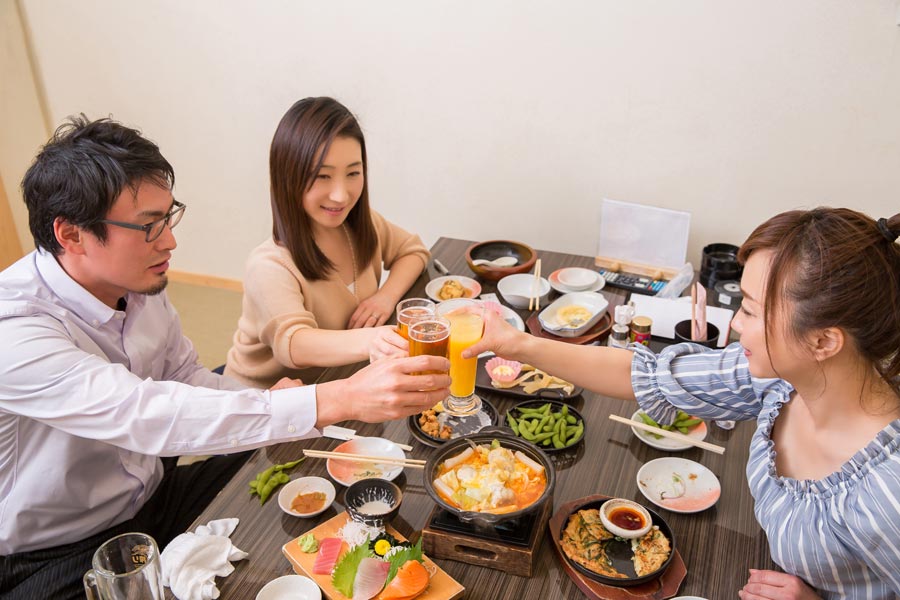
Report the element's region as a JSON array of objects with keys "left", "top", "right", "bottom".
[
  {"left": 560, "top": 509, "right": 626, "bottom": 579},
  {"left": 631, "top": 526, "right": 671, "bottom": 576}
]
